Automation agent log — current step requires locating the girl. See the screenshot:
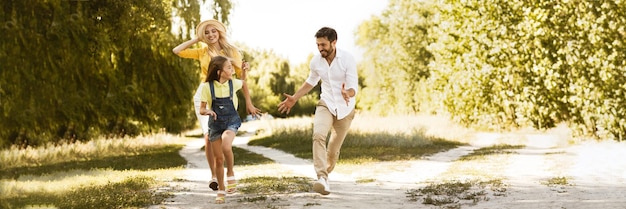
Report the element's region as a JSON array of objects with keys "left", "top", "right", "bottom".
[
  {"left": 172, "top": 19, "right": 260, "bottom": 192},
  {"left": 200, "top": 55, "right": 248, "bottom": 204}
]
